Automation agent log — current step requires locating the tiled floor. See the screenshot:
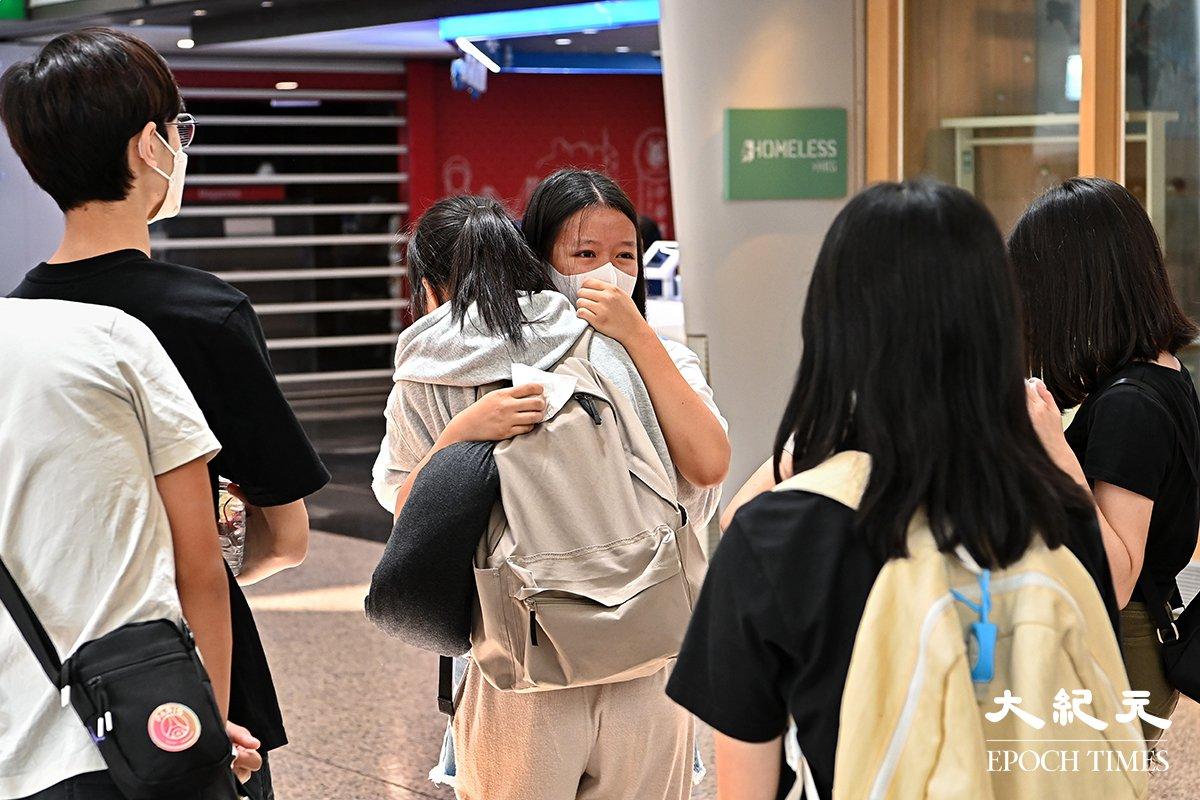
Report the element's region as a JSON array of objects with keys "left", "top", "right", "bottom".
[{"left": 245, "top": 531, "right": 1198, "bottom": 799}]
